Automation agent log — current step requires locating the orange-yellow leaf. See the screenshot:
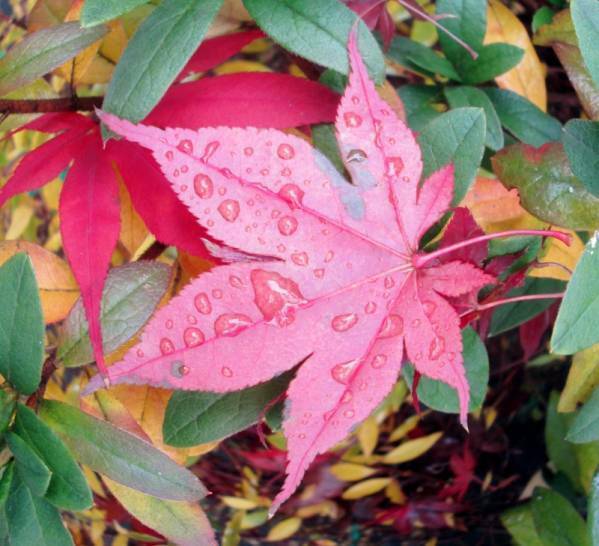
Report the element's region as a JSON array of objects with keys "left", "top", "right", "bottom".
[
  {"left": 529, "top": 231, "right": 584, "bottom": 281},
  {"left": 118, "top": 179, "right": 148, "bottom": 259},
  {"left": 389, "top": 414, "right": 421, "bottom": 442},
  {"left": 266, "top": 517, "right": 302, "bottom": 542},
  {"left": 382, "top": 432, "right": 442, "bottom": 464},
  {"left": 357, "top": 415, "right": 379, "bottom": 457},
  {"left": 484, "top": 0, "right": 547, "bottom": 111},
  {"left": 341, "top": 478, "right": 392, "bottom": 500}
]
